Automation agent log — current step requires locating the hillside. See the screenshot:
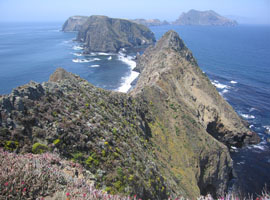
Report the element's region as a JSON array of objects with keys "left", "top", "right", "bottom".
[
  {"left": 173, "top": 10, "right": 238, "bottom": 26},
  {"left": 0, "top": 31, "right": 259, "bottom": 199}
]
